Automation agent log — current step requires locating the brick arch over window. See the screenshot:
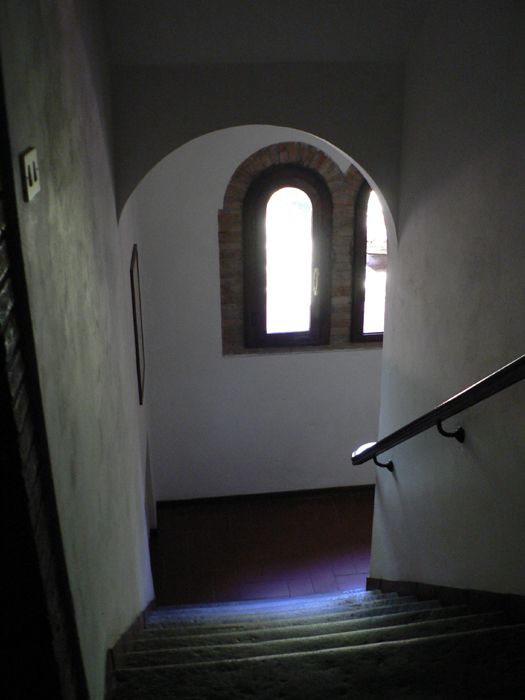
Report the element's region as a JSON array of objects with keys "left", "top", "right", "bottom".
[{"left": 218, "top": 142, "right": 364, "bottom": 355}]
